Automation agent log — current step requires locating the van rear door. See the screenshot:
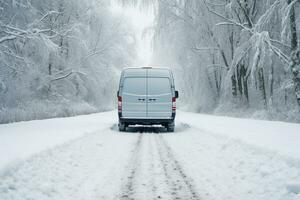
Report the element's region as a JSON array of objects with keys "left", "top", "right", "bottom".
[
  {"left": 122, "top": 77, "right": 147, "bottom": 118},
  {"left": 147, "top": 77, "right": 172, "bottom": 118}
]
